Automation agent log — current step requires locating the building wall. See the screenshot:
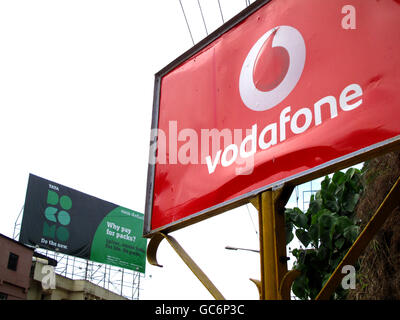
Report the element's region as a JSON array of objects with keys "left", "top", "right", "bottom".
[
  {"left": 29, "top": 261, "right": 128, "bottom": 300},
  {"left": 1, "top": 233, "right": 130, "bottom": 300},
  {"left": 0, "top": 234, "right": 34, "bottom": 300}
]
